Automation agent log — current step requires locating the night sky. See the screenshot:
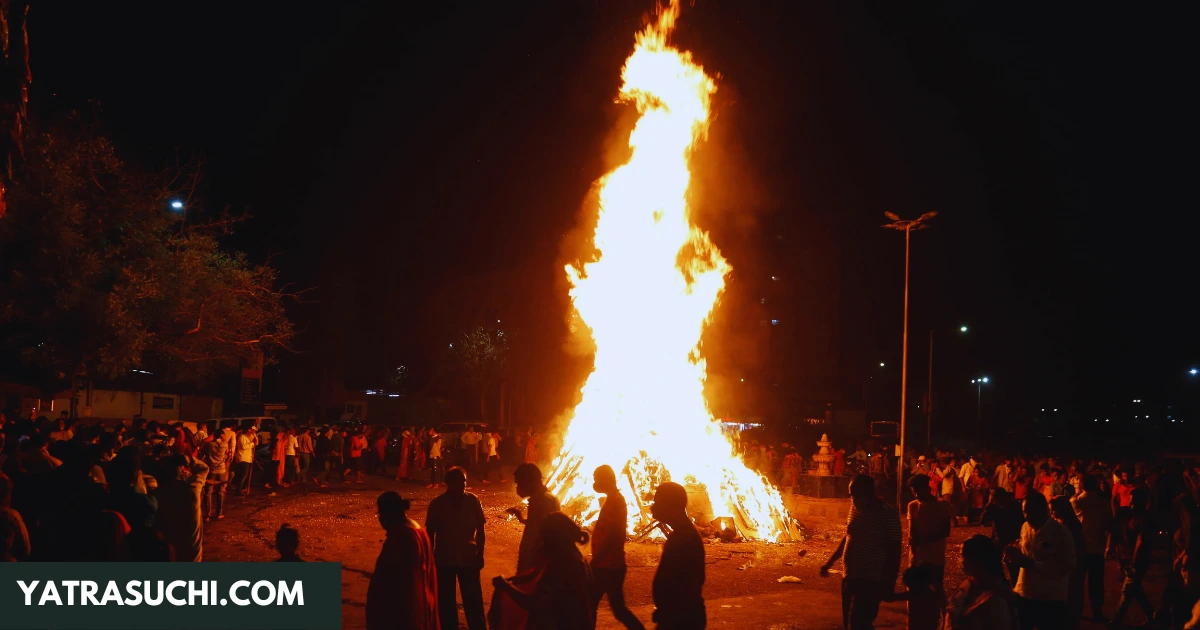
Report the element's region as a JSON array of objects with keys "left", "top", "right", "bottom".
[{"left": 31, "top": 1, "right": 1196, "bottom": 438}]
